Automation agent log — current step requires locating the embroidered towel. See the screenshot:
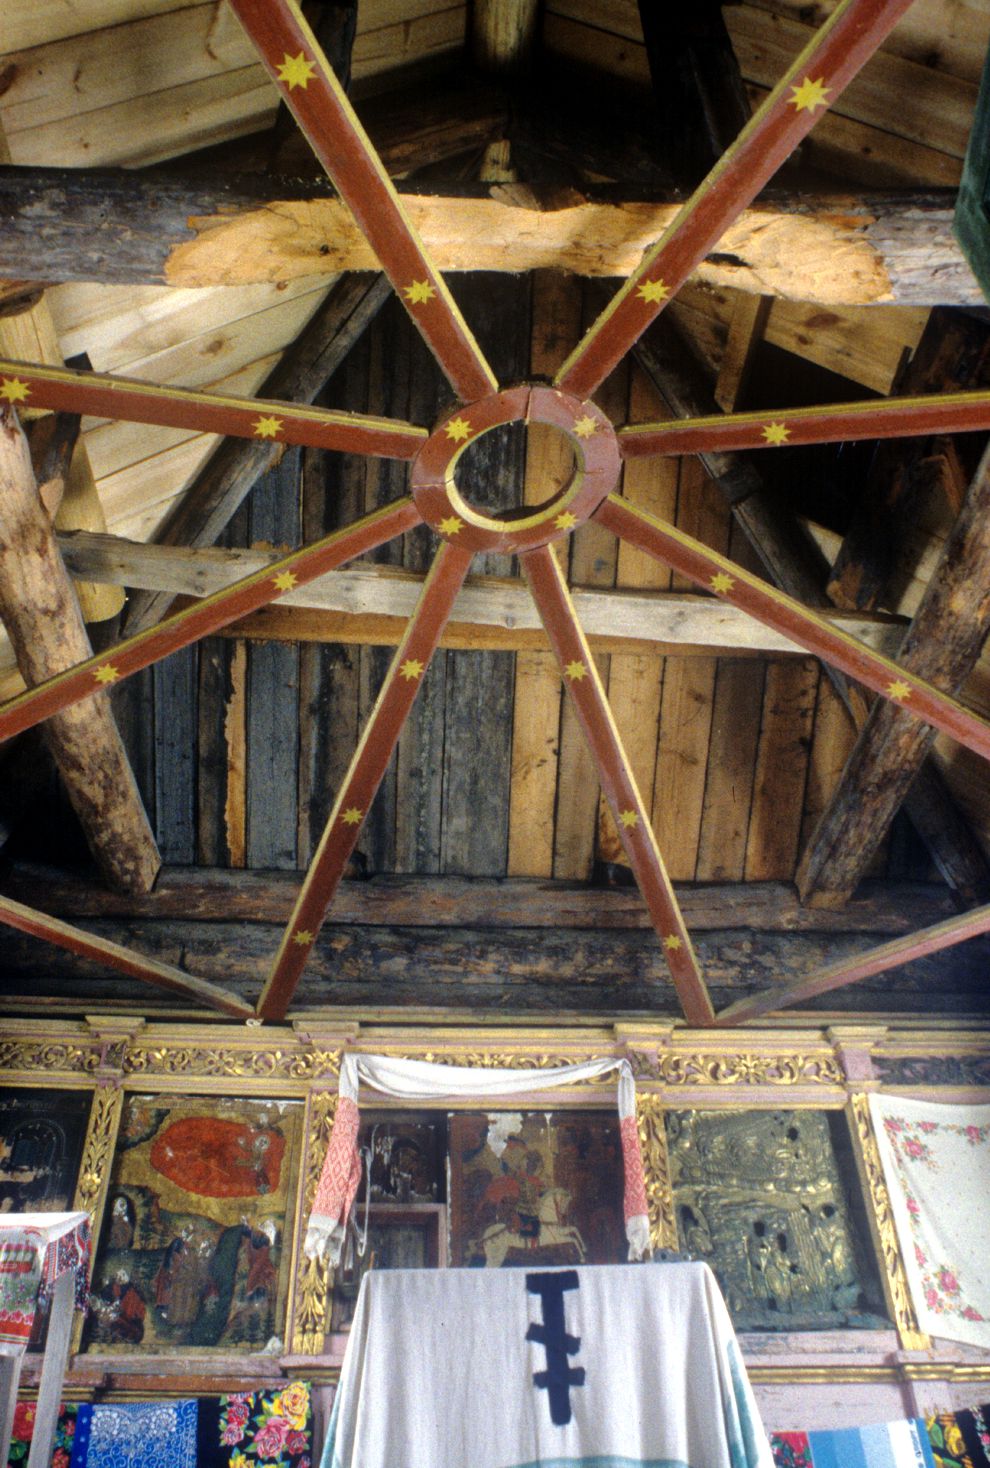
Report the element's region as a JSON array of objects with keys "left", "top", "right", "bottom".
[
  {"left": 869, "top": 1095, "right": 990, "bottom": 1347},
  {"left": 304, "top": 1055, "right": 650, "bottom": 1266},
  {"left": 321, "top": 1260, "right": 772, "bottom": 1468},
  {"left": 770, "top": 1421, "right": 935, "bottom": 1467},
  {"left": 69, "top": 1402, "right": 197, "bottom": 1468}
]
